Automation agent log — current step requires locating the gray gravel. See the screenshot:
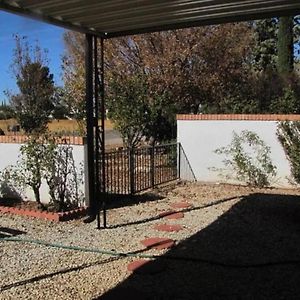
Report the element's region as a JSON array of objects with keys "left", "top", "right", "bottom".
[{"left": 1, "top": 182, "right": 300, "bottom": 299}]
